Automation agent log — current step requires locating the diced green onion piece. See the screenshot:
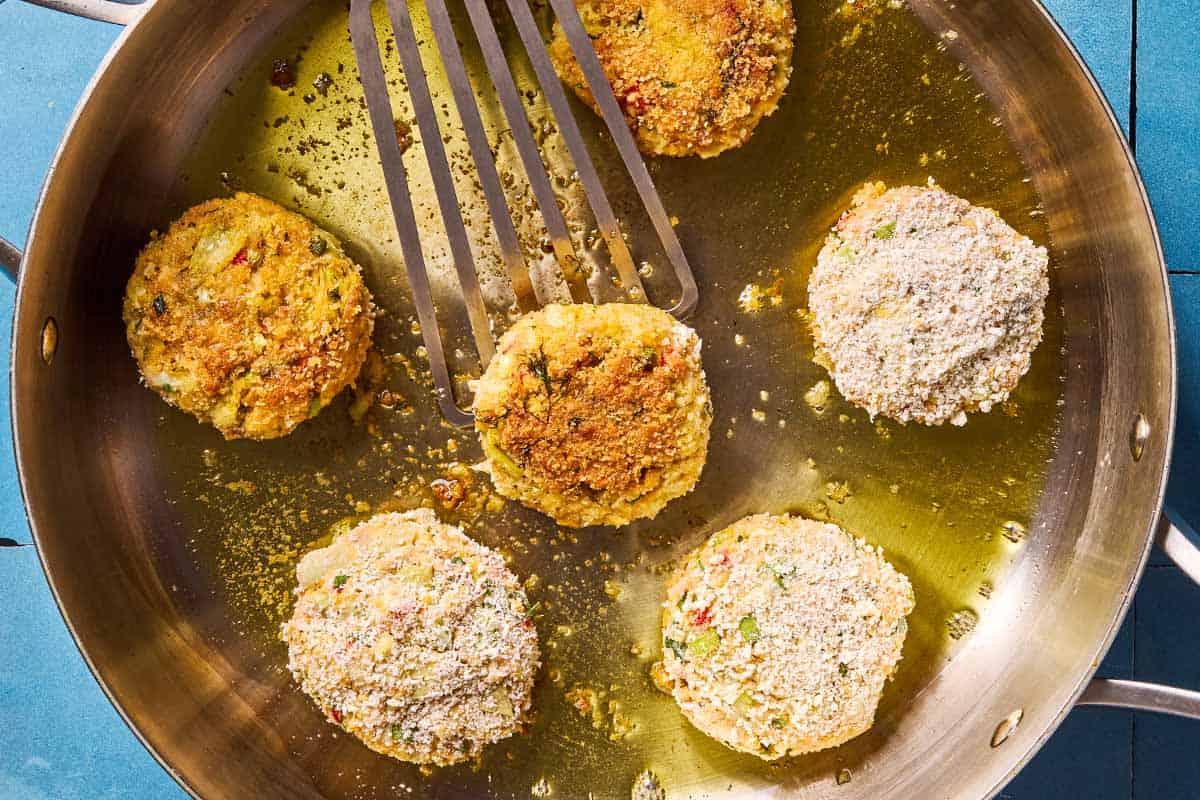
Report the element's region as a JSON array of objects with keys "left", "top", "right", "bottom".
[
  {"left": 399, "top": 565, "right": 433, "bottom": 585},
  {"left": 689, "top": 629, "right": 720, "bottom": 657},
  {"left": 874, "top": 221, "right": 897, "bottom": 239},
  {"left": 739, "top": 615, "right": 760, "bottom": 642},
  {"left": 733, "top": 691, "right": 757, "bottom": 713}
]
